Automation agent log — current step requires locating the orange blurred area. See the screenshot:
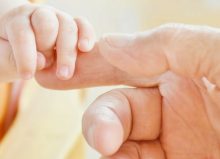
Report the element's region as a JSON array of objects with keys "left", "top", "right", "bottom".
[
  {"left": 0, "top": 81, "right": 85, "bottom": 159},
  {"left": 0, "top": 84, "right": 10, "bottom": 136},
  {"left": 0, "top": 84, "right": 9, "bottom": 123}
]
